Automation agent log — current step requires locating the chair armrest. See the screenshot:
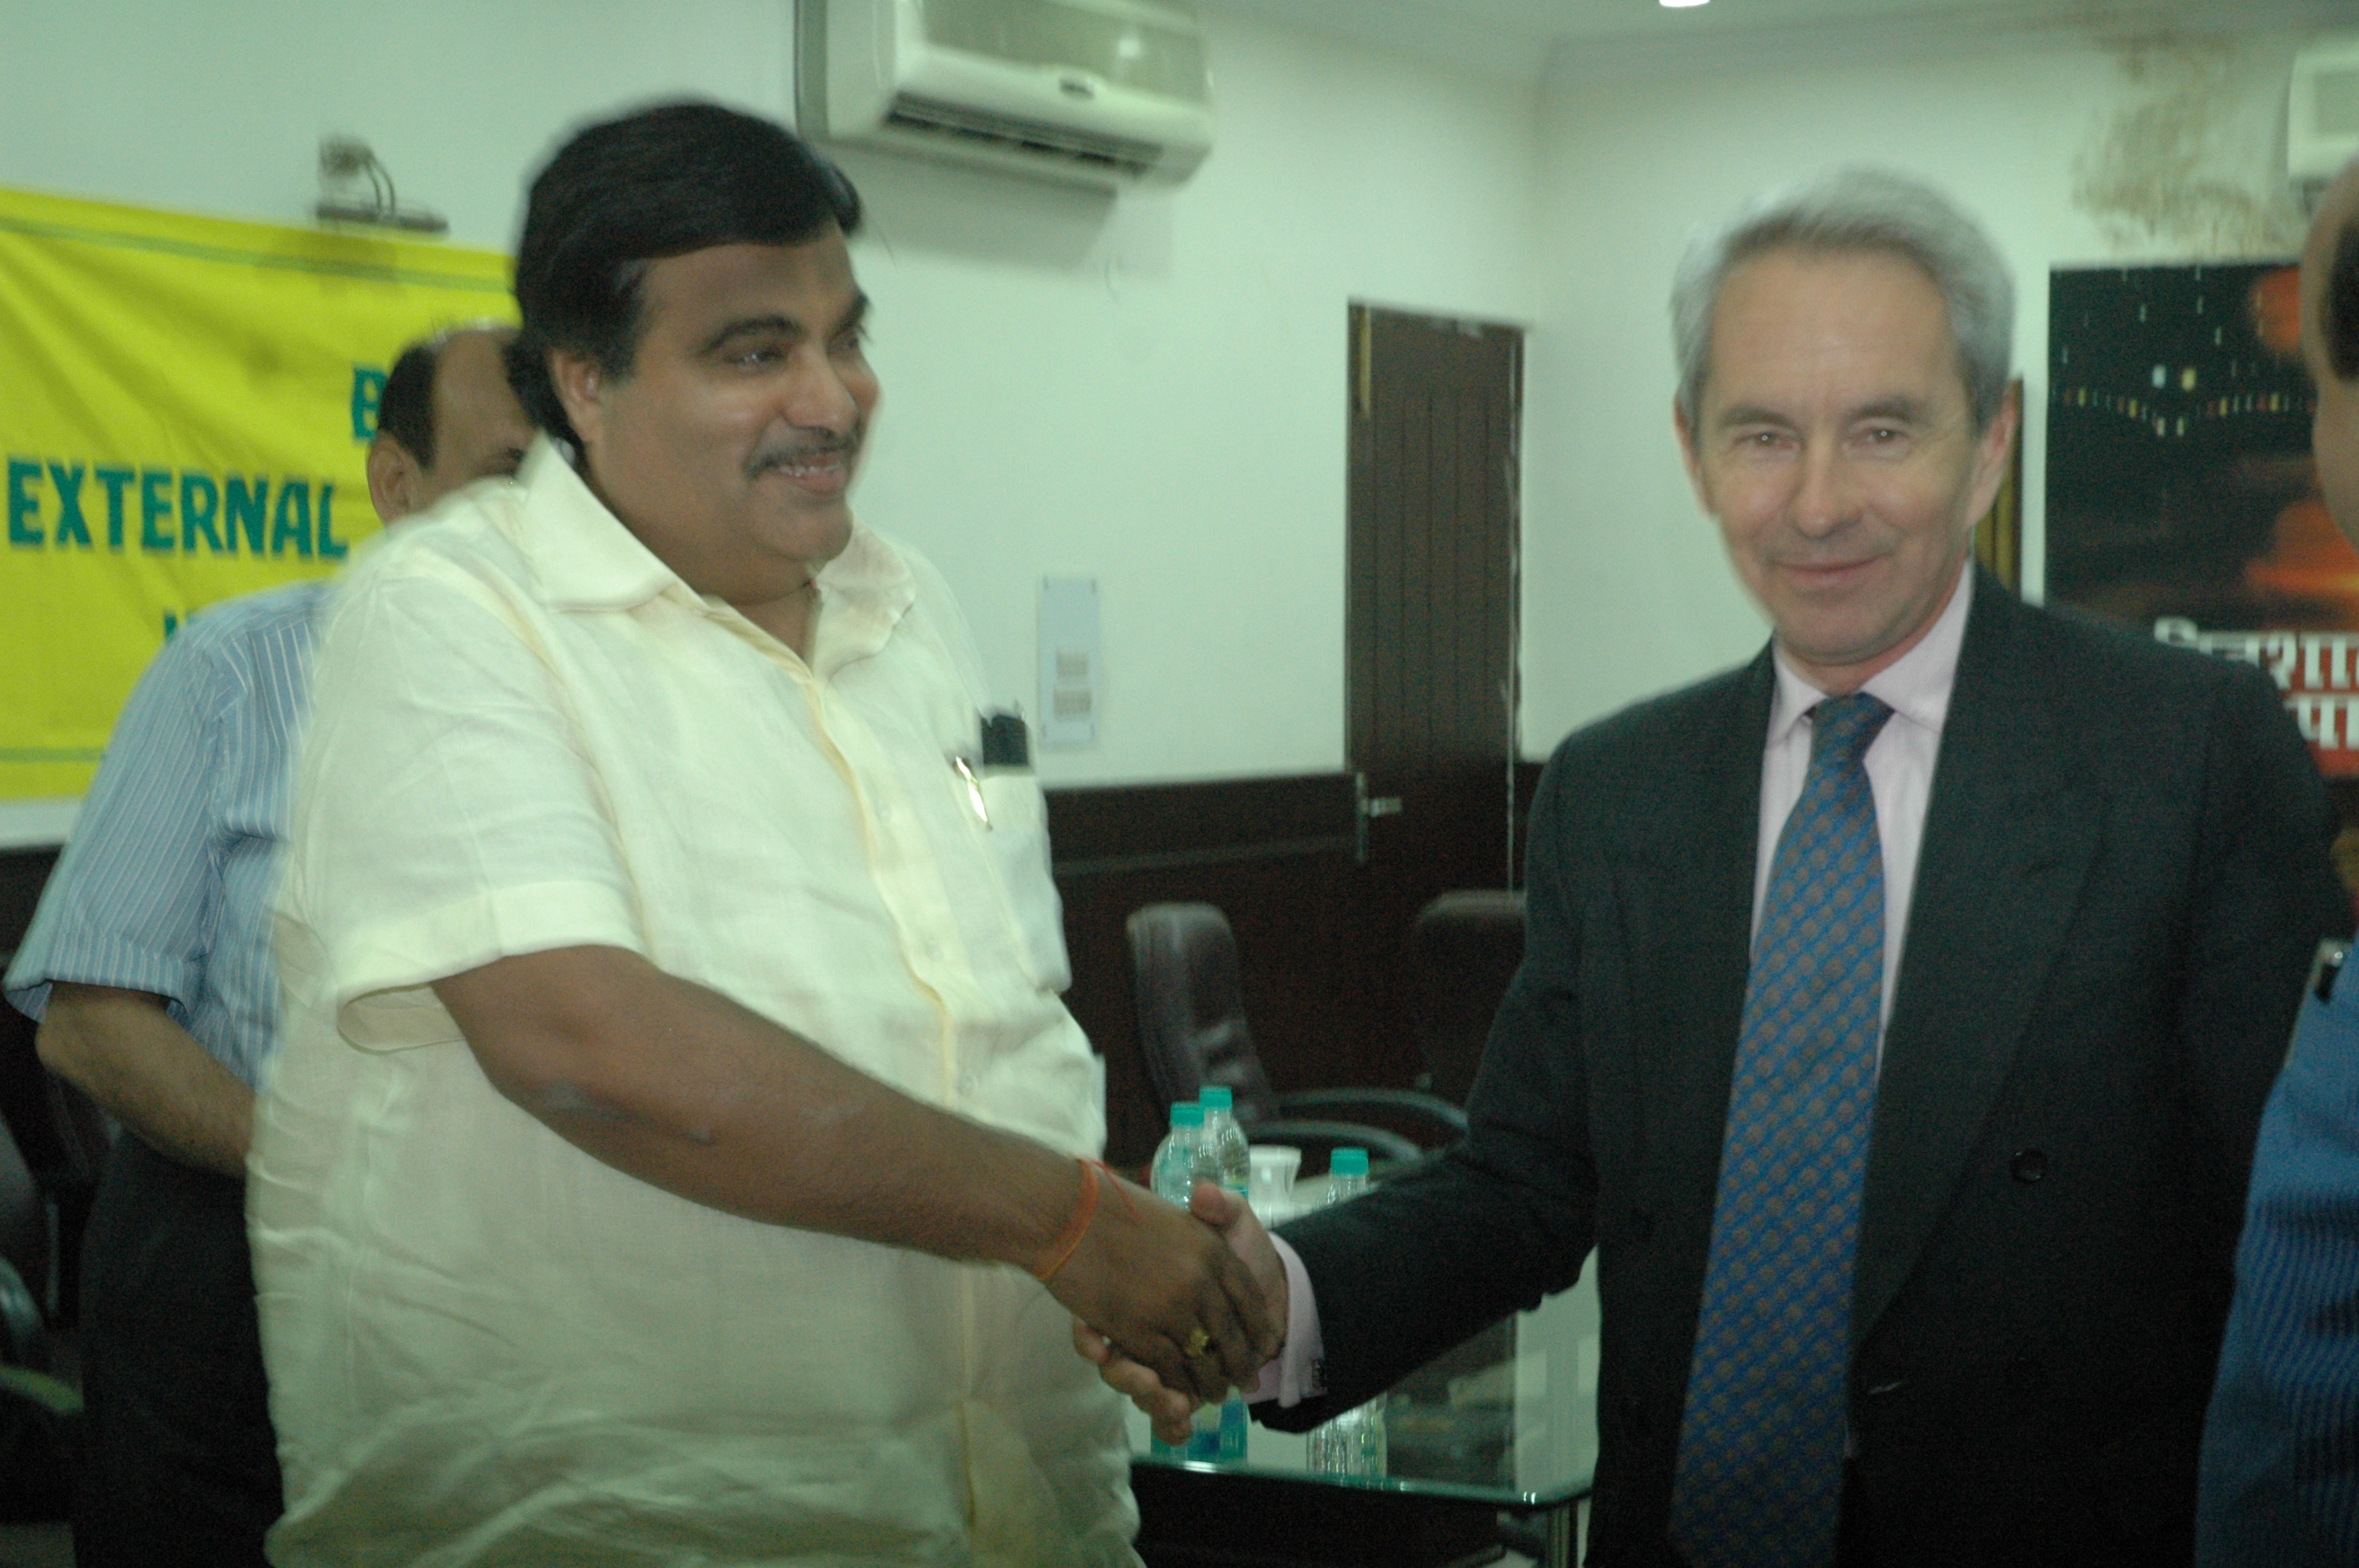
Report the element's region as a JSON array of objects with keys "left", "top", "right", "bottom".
[
  {"left": 0, "top": 1258, "right": 47, "bottom": 1372},
  {"left": 1243, "top": 1118, "right": 1427, "bottom": 1169},
  {"left": 1274, "top": 1087, "right": 1469, "bottom": 1141},
  {"left": 0, "top": 1360, "right": 82, "bottom": 1521},
  {"left": 0, "top": 1363, "right": 78, "bottom": 1418}
]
